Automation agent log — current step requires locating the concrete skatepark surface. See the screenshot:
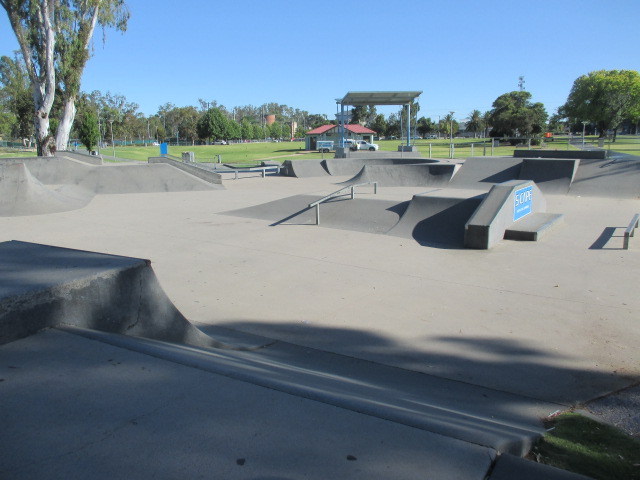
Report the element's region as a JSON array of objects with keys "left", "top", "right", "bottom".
[{"left": 0, "top": 151, "right": 639, "bottom": 479}]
